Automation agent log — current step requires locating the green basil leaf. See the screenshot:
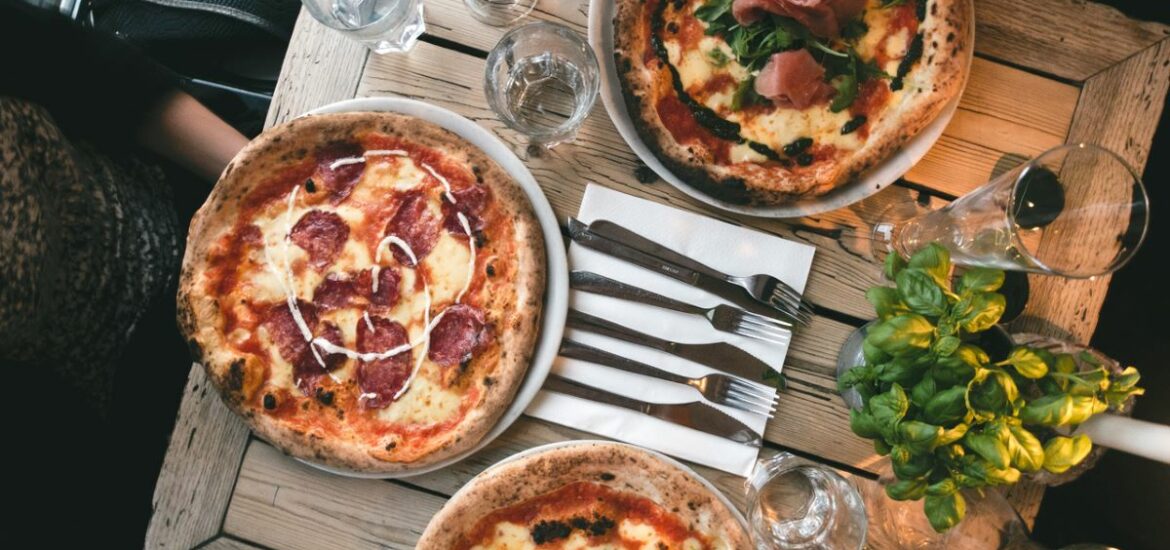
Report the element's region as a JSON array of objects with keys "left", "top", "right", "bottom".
[
  {"left": 958, "top": 291, "right": 1006, "bottom": 333},
  {"left": 1054, "top": 354, "right": 1078, "bottom": 375},
  {"left": 862, "top": 338, "right": 890, "bottom": 365},
  {"left": 829, "top": 71, "right": 858, "bottom": 113},
  {"left": 960, "top": 455, "right": 1020, "bottom": 486},
  {"left": 706, "top": 48, "right": 731, "bottom": 67},
  {"left": 866, "top": 286, "right": 905, "bottom": 320},
  {"left": 897, "top": 268, "right": 948, "bottom": 317},
  {"left": 924, "top": 492, "right": 966, "bottom": 533},
  {"left": 898, "top": 420, "right": 943, "bottom": 454},
  {"left": 908, "top": 243, "right": 951, "bottom": 288},
  {"left": 926, "top": 478, "right": 958, "bottom": 497},
  {"left": 884, "top": 251, "right": 908, "bottom": 280},
  {"left": 1002, "top": 347, "right": 1049, "bottom": 379},
  {"left": 886, "top": 478, "right": 928, "bottom": 501},
  {"left": 937, "top": 423, "right": 969, "bottom": 446},
  {"left": 1110, "top": 366, "right": 1142, "bottom": 392},
  {"left": 957, "top": 268, "right": 1005, "bottom": 294},
  {"left": 865, "top": 314, "right": 934, "bottom": 357},
  {"left": 892, "top": 447, "right": 935, "bottom": 479},
  {"left": 934, "top": 335, "right": 960, "bottom": 357},
  {"left": 923, "top": 386, "right": 967, "bottom": 425},
  {"left": 837, "top": 365, "right": 872, "bottom": 391},
  {"left": 878, "top": 356, "right": 926, "bottom": 386},
  {"left": 849, "top": 408, "right": 882, "bottom": 439},
  {"left": 964, "top": 432, "right": 1010, "bottom": 469},
  {"left": 1003, "top": 423, "right": 1045, "bottom": 472},
  {"left": 1042, "top": 435, "right": 1093, "bottom": 474},
  {"left": 874, "top": 438, "right": 892, "bottom": 456},
  {"left": 869, "top": 383, "right": 910, "bottom": 429},
  {"left": 968, "top": 371, "right": 1017, "bottom": 416},
  {"left": 1020, "top": 394, "right": 1107, "bottom": 427},
  {"left": 910, "top": 374, "right": 937, "bottom": 408}
]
